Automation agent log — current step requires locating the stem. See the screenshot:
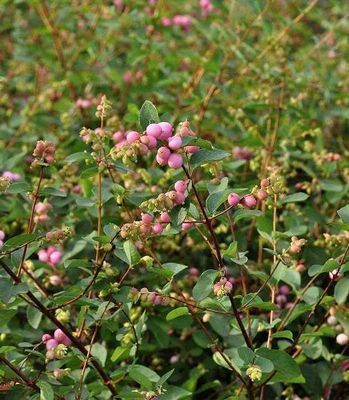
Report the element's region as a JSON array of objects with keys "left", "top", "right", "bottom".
[
  {"left": 0, "top": 259, "right": 116, "bottom": 396},
  {"left": 182, "top": 165, "right": 253, "bottom": 350},
  {"left": 17, "top": 166, "right": 44, "bottom": 278},
  {"left": 0, "top": 356, "right": 39, "bottom": 391}
]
